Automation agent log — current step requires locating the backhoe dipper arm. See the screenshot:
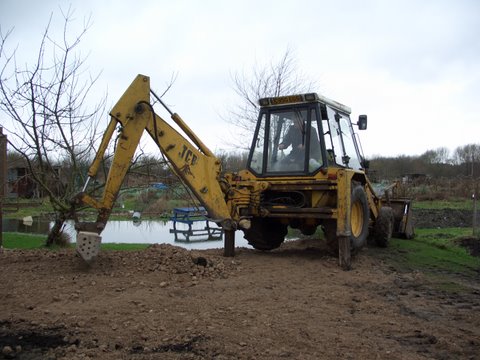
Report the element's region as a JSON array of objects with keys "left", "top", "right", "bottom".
[{"left": 74, "top": 74, "right": 233, "bottom": 237}]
